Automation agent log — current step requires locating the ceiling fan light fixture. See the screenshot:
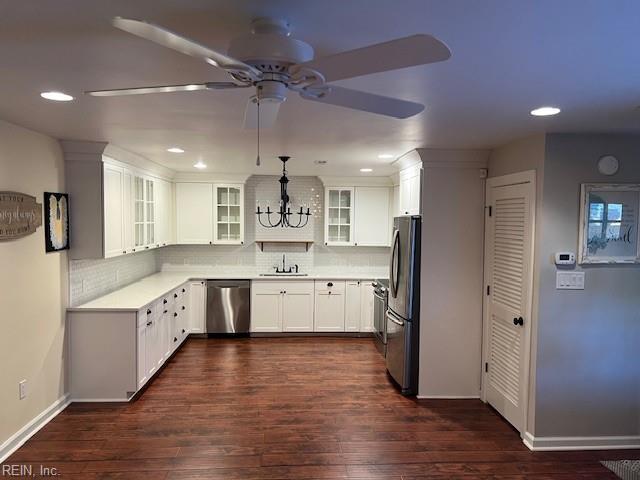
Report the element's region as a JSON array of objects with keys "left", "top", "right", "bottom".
[
  {"left": 530, "top": 106, "right": 560, "bottom": 116},
  {"left": 40, "top": 91, "right": 74, "bottom": 102},
  {"left": 167, "top": 147, "right": 185, "bottom": 153}
]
